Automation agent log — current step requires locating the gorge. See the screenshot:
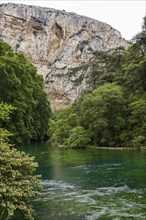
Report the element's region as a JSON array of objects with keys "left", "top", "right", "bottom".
[{"left": 0, "top": 3, "right": 127, "bottom": 109}]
